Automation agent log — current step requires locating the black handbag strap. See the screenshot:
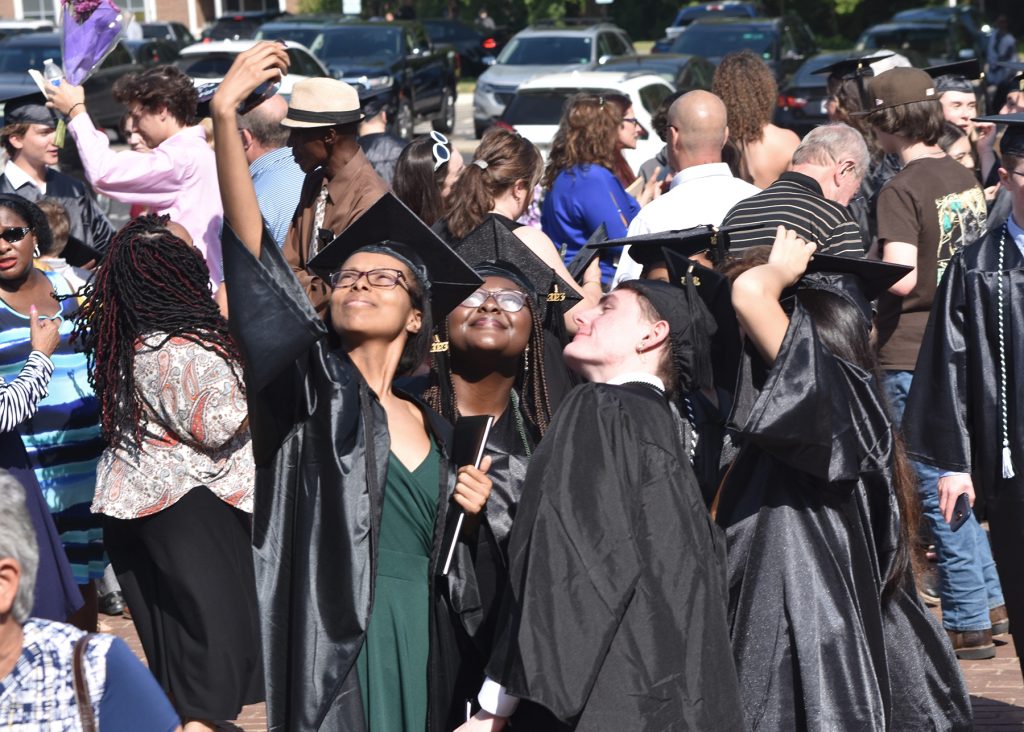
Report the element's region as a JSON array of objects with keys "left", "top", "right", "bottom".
[{"left": 73, "top": 633, "right": 98, "bottom": 732}]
